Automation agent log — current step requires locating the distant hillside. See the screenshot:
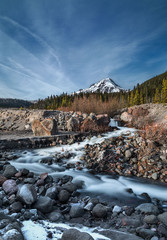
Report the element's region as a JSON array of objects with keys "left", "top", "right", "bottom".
[
  {"left": 31, "top": 70, "right": 167, "bottom": 116},
  {"left": 0, "top": 98, "right": 33, "bottom": 108},
  {"left": 129, "top": 71, "right": 167, "bottom": 105},
  {"left": 138, "top": 71, "right": 167, "bottom": 93}
]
